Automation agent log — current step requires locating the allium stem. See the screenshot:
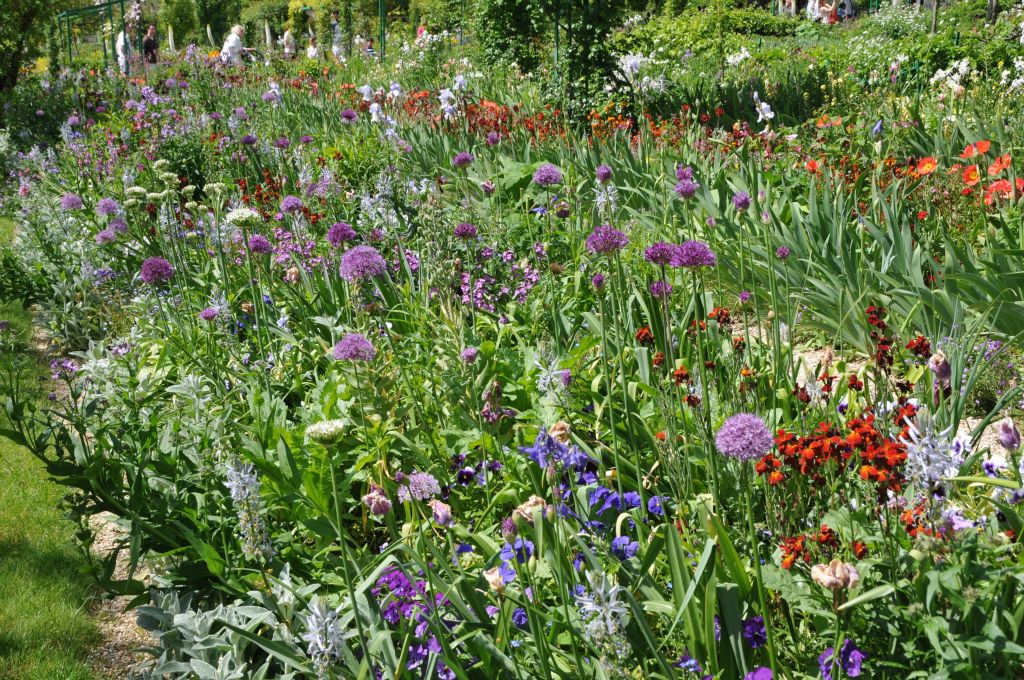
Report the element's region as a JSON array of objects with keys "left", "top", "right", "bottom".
[{"left": 745, "top": 465, "right": 781, "bottom": 674}]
